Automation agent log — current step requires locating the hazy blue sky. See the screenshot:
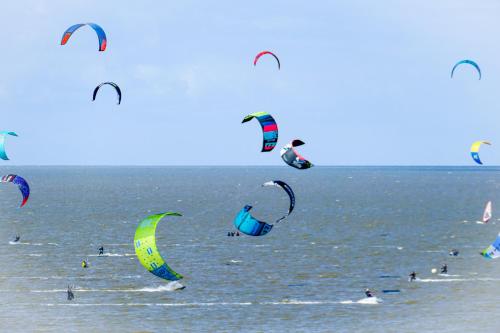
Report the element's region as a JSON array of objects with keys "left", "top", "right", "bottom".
[{"left": 1, "top": 0, "right": 500, "bottom": 165}]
